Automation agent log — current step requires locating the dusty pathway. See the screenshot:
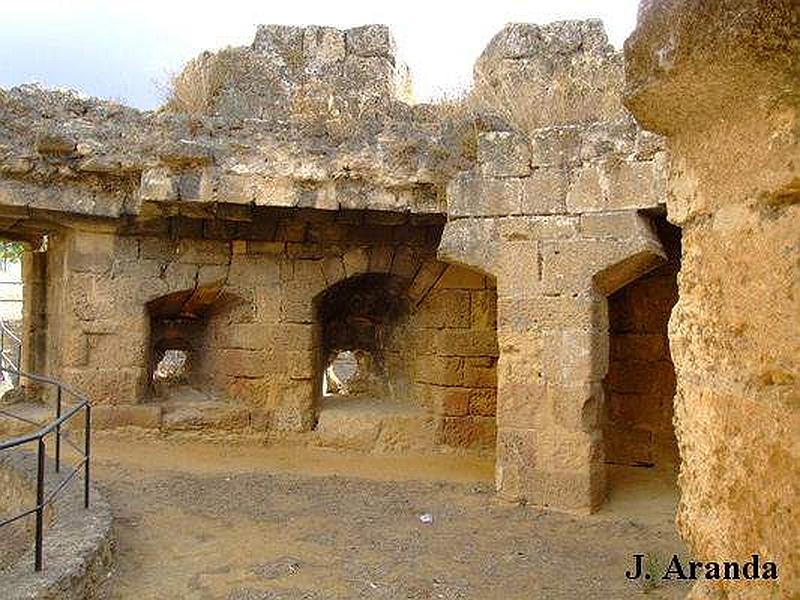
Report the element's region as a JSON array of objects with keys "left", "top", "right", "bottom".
[{"left": 91, "top": 436, "right": 690, "bottom": 599}]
